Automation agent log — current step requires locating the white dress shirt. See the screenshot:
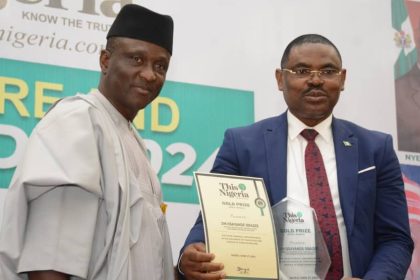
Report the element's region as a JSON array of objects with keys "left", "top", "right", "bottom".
[{"left": 286, "top": 110, "right": 352, "bottom": 277}]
